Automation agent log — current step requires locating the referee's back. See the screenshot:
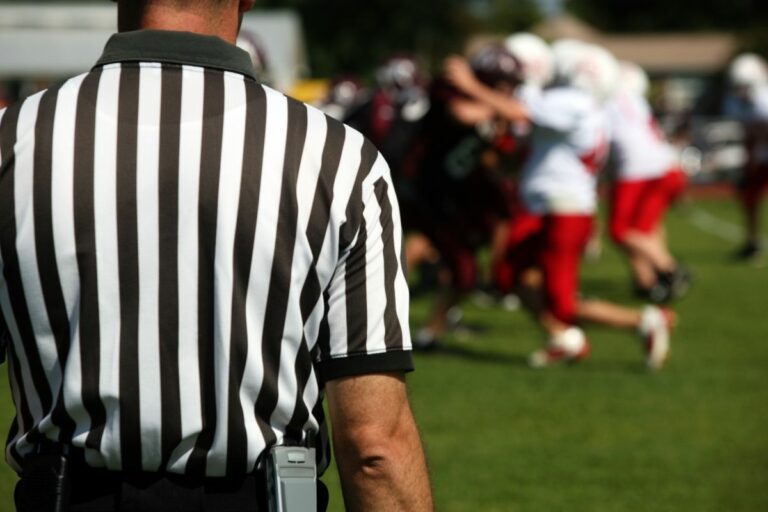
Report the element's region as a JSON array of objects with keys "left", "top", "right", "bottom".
[{"left": 0, "top": 29, "right": 412, "bottom": 478}]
